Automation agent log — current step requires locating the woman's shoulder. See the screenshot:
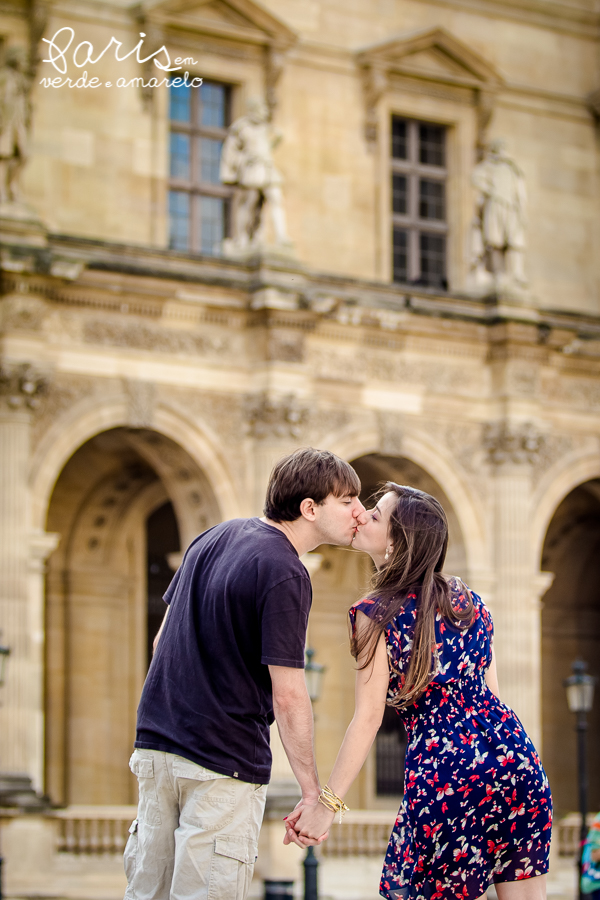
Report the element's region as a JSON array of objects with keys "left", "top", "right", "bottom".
[{"left": 349, "top": 597, "right": 379, "bottom": 620}]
